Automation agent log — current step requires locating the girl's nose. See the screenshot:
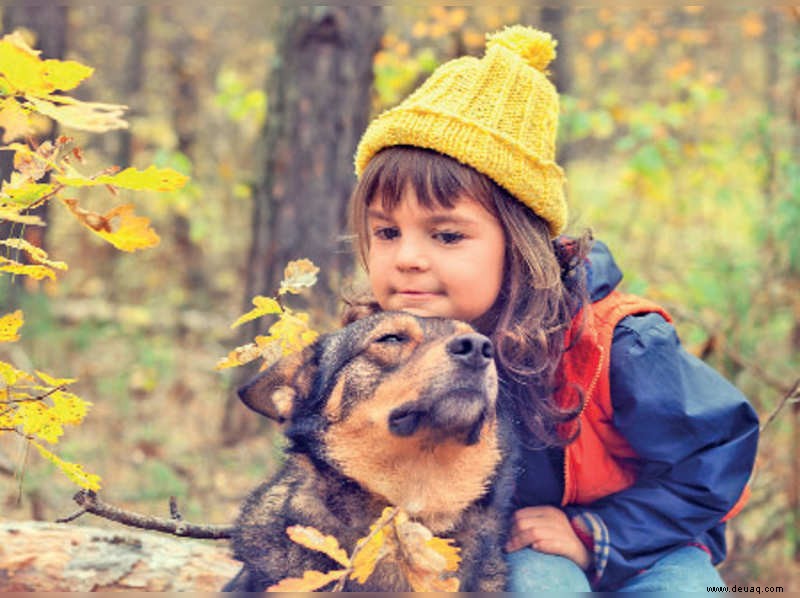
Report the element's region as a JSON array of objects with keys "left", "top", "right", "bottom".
[{"left": 395, "top": 238, "right": 429, "bottom": 271}]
